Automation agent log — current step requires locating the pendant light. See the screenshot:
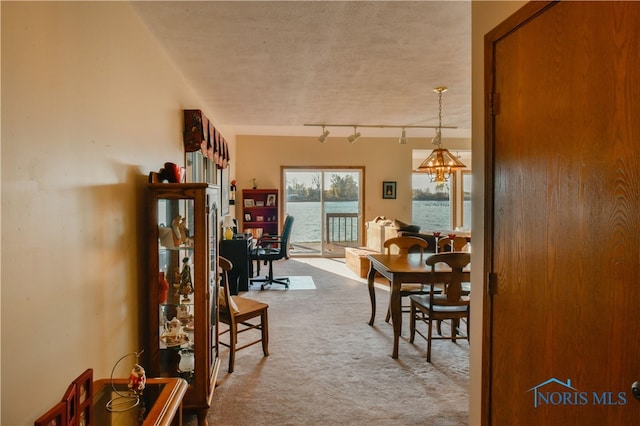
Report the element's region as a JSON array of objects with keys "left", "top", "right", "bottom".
[{"left": 415, "top": 87, "right": 465, "bottom": 182}]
